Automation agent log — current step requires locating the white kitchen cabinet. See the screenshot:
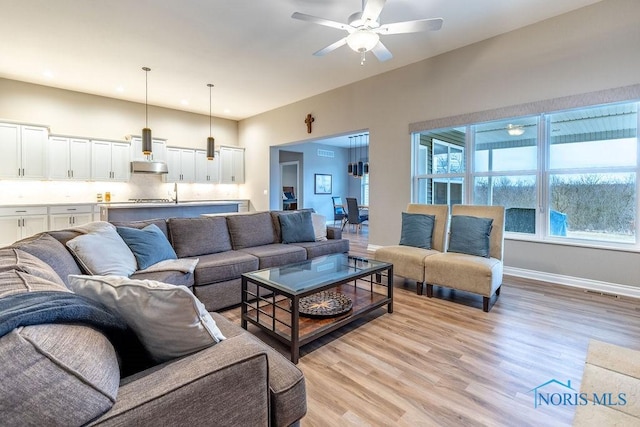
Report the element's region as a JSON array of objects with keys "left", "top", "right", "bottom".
[
  {"left": 165, "top": 147, "right": 196, "bottom": 183},
  {"left": 0, "top": 123, "right": 48, "bottom": 179},
  {"left": 195, "top": 149, "right": 219, "bottom": 183},
  {"left": 0, "top": 206, "right": 48, "bottom": 246},
  {"left": 49, "top": 136, "right": 91, "bottom": 180},
  {"left": 130, "top": 136, "right": 167, "bottom": 162},
  {"left": 91, "top": 140, "right": 131, "bottom": 181},
  {"left": 219, "top": 146, "right": 244, "bottom": 184},
  {"left": 48, "top": 205, "right": 93, "bottom": 230}
]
